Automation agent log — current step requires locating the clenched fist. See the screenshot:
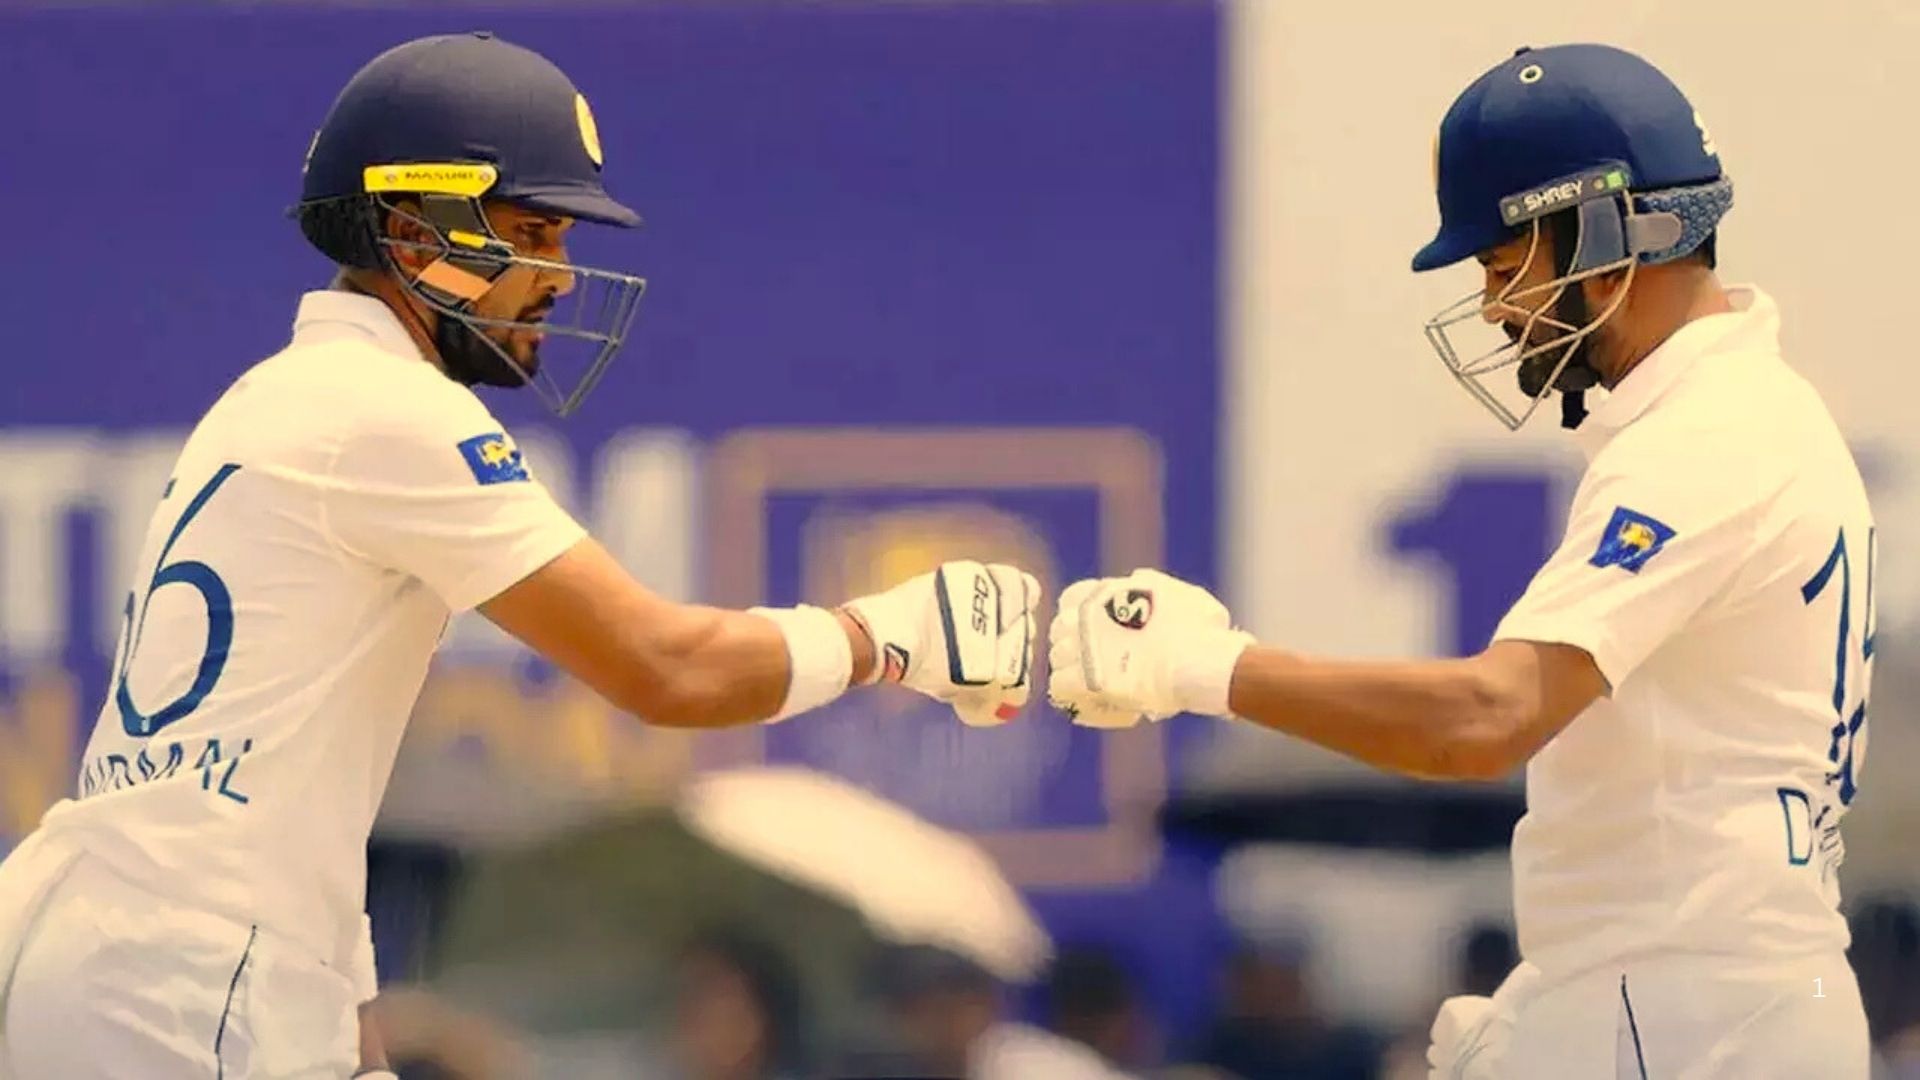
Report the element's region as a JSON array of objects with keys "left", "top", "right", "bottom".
[
  {"left": 843, "top": 560, "right": 1040, "bottom": 726},
  {"left": 1046, "top": 568, "right": 1254, "bottom": 728}
]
